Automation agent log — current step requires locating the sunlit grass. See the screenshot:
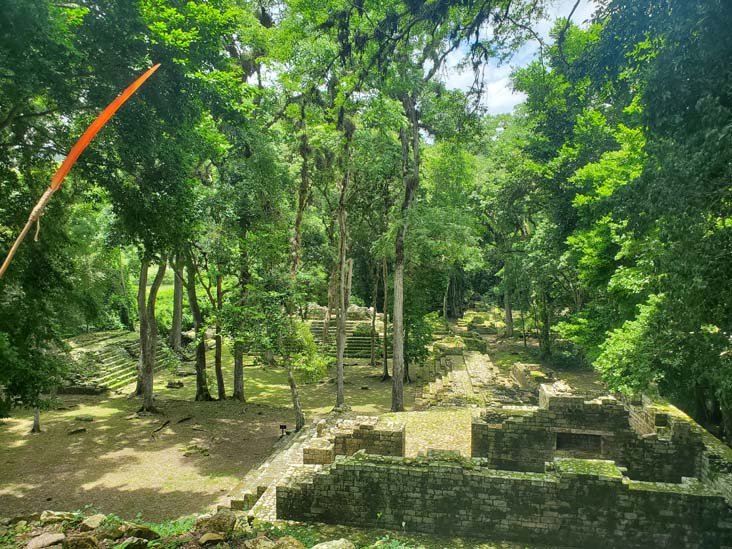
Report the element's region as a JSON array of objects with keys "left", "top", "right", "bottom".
[{"left": 152, "top": 342, "right": 417, "bottom": 416}]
